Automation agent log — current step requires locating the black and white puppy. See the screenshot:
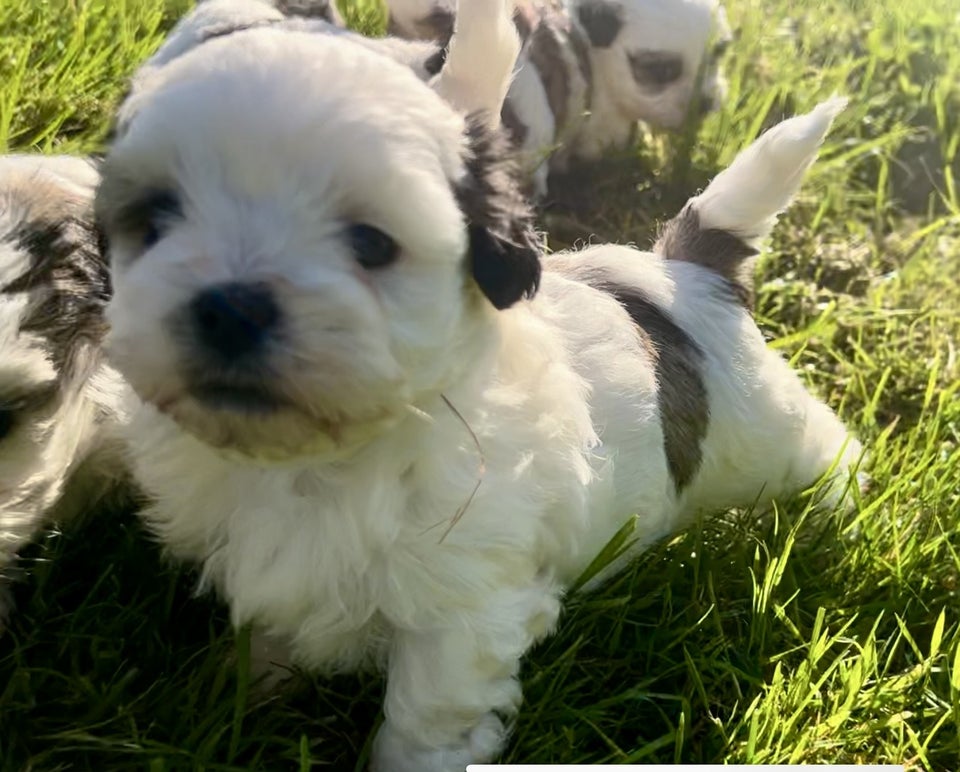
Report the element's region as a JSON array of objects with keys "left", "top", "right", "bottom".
[
  {"left": 0, "top": 155, "right": 129, "bottom": 627},
  {"left": 96, "top": 1, "right": 862, "bottom": 769},
  {"left": 386, "top": 0, "right": 732, "bottom": 196},
  {"left": 96, "top": 0, "right": 860, "bottom": 772}
]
